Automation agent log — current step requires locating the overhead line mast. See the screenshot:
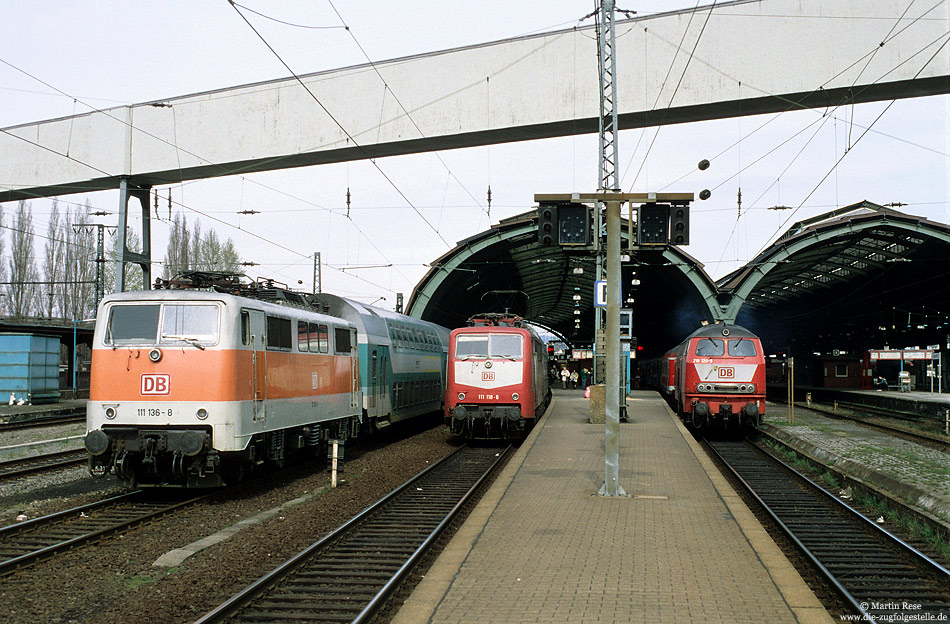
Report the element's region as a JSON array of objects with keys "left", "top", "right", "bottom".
[{"left": 597, "top": 0, "right": 625, "bottom": 498}]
